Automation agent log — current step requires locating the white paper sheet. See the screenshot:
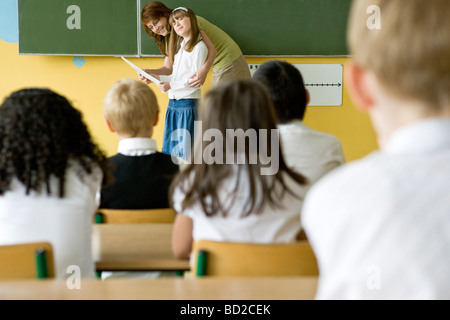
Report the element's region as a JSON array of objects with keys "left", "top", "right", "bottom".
[{"left": 121, "top": 56, "right": 161, "bottom": 84}]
